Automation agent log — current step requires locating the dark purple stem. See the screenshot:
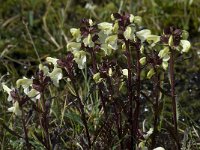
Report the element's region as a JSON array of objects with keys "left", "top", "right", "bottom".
[
  {"left": 67, "top": 69, "right": 91, "bottom": 149},
  {"left": 169, "top": 47, "right": 180, "bottom": 150},
  {"left": 133, "top": 48, "right": 141, "bottom": 142},
  {"left": 125, "top": 40, "right": 134, "bottom": 149},
  {"left": 21, "top": 108, "right": 32, "bottom": 149}
]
